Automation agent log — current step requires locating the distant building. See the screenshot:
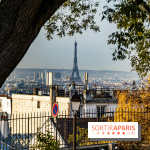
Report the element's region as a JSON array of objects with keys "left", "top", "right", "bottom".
[
  {"left": 38, "top": 72, "right": 41, "bottom": 79},
  {"left": 45, "top": 68, "right": 47, "bottom": 80},
  {"left": 41, "top": 72, "right": 45, "bottom": 80},
  {"left": 54, "top": 72, "right": 61, "bottom": 79},
  {"left": 34, "top": 72, "right": 39, "bottom": 81},
  {"left": 17, "top": 80, "right": 24, "bottom": 88}
]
